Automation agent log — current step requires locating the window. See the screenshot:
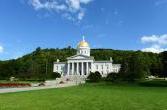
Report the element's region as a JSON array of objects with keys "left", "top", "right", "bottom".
[
  {"left": 96, "top": 65, "right": 98, "bottom": 69},
  {"left": 61, "top": 66, "right": 63, "bottom": 70},
  {"left": 101, "top": 65, "right": 103, "bottom": 69},
  {"left": 56, "top": 66, "right": 58, "bottom": 70},
  {"left": 107, "top": 65, "right": 109, "bottom": 69}
]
